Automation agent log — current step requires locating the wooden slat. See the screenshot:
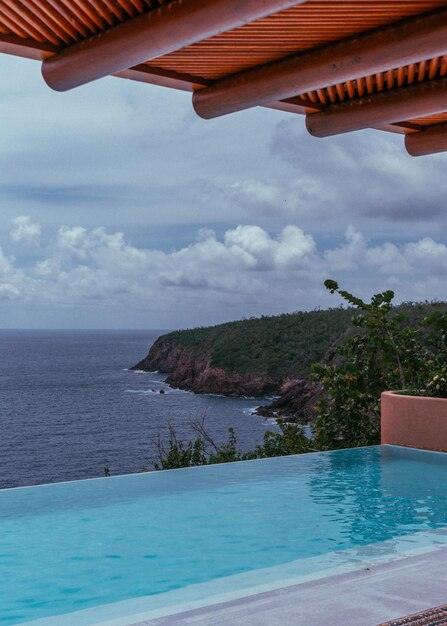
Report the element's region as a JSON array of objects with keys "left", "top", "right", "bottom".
[
  {"left": 192, "top": 7, "right": 447, "bottom": 119},
  {"left": 41, "top": 0, "right": 308, "bottom": 91},
  {"left": 0, "top": 31, "right": 56, "bottom": 59},
  {"left": 1, "top": 0, "right": 447, "bottom": 152},
  {"left": 306, "top": 77, "right": 447, "bottom": 137},
  {"left": 115, "top": 63, "right": 209, "bottom": 91},
  {"left": 151, "top": 1, "right": 445, "bottom": 80},
  {"left": 408, "top": 111, "right": 447, "bottom": 125}
]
